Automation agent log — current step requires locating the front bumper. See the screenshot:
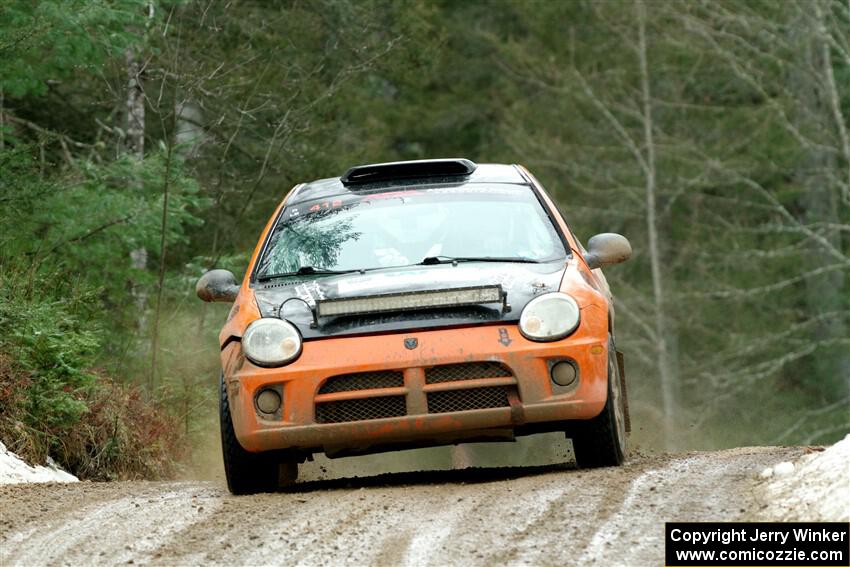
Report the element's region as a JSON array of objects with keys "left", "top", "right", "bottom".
[{"left": 222, "top": 305, "right": 610, "bottom": 454}]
